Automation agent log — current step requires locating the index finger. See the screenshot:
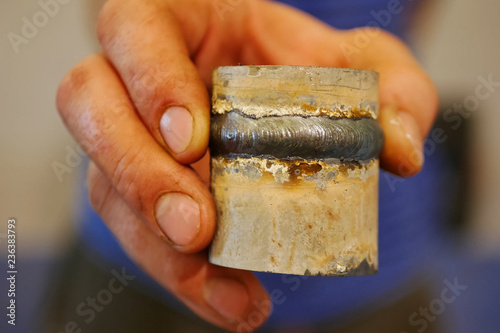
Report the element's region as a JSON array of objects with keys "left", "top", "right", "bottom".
[{"left": 96, "top": 0, "right": 217, "bottom": 163}]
